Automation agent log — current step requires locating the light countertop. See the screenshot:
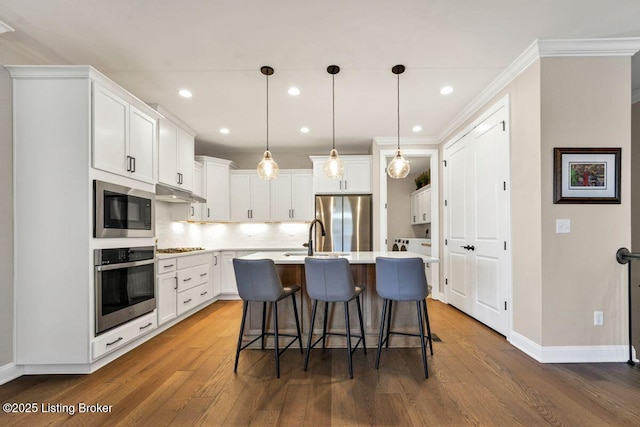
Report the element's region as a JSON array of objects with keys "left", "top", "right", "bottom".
[{"left": 237, "top": 251, "right": 439, "bottom": 265}]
